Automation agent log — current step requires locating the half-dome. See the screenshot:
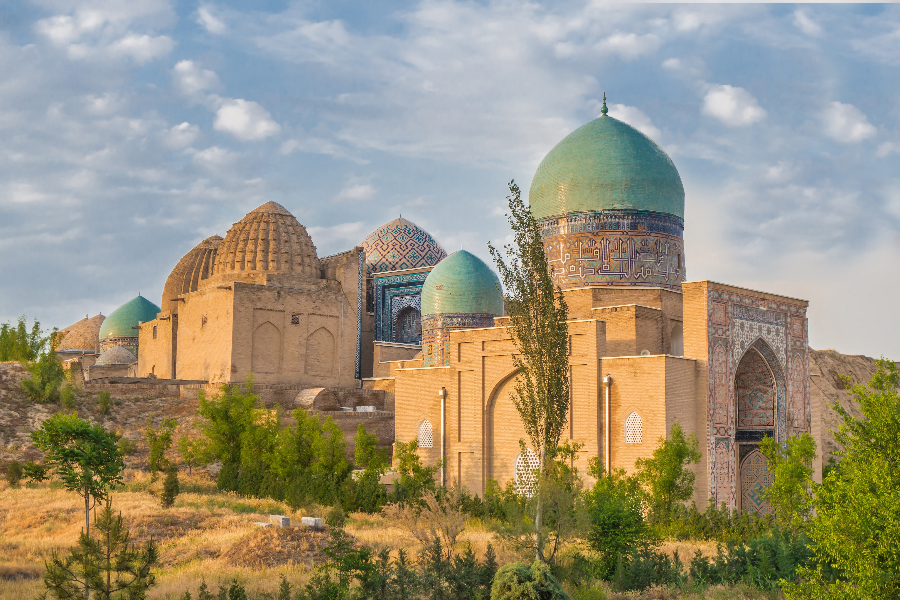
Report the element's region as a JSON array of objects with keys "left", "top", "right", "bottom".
[
  {"left": 99, "top": 296, "right": 161, "bottom": 340},
  {"left": 529, "top": 115, "right": 684, "bottom": 221},
  {"left": 421, "top": 251, "right": 504, "bottom": 317},
  {"left": 212, "top": 201, "right": 320, "bottom": 279},
  {"left": 162, "top": 235, "right": 222, "bottom": 307},
  {"left": 361, "top": 217, "right": 447, "bottom": 274},
  {"left": 57, "top": 314, "right": 105, "bottom": 353},
  {"left": 95, "top": 345, "right": 137, "bottom": 366}
]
